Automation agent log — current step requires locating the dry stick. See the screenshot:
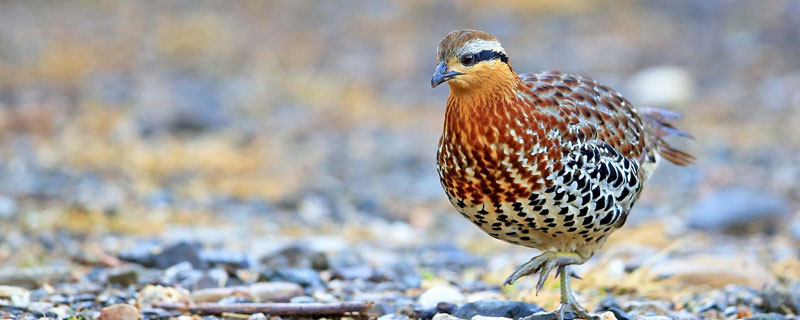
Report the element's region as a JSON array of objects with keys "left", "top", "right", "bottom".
[{"left": 153, "top": 301, "right": 374, "bottom": 316}]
